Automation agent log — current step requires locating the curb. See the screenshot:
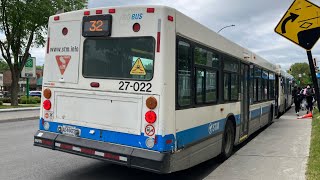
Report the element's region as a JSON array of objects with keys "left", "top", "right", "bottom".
[
  {"left": 0, "top": 107, "right": 40, "bottom": 112},
  {"left": 0, "top": 116, "right": 39, "bottom": 124}
]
